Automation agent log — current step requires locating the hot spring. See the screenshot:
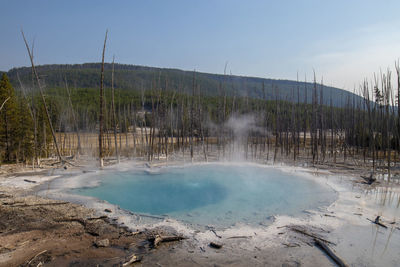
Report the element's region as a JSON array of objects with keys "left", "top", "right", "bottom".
[{"left": 73, "top": 164, "right": 336, "bottom": 228}]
